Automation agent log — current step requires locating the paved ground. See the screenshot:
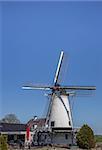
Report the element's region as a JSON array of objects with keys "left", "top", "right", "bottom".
[
  {"left": 8, "top": 146, "right": 102, "bottom": 150},
  {"left": 9, "top": 148, "right": 102, "bottom": 150}
]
